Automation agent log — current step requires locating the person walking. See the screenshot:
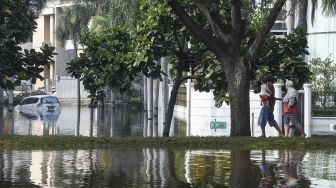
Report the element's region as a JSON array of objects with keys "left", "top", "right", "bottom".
[
  {"left": 283, "top": 80, "right": 306, "bottom": 137},
  {"left": 258, "top": 74, "right": 283, "bottom": 137}
]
